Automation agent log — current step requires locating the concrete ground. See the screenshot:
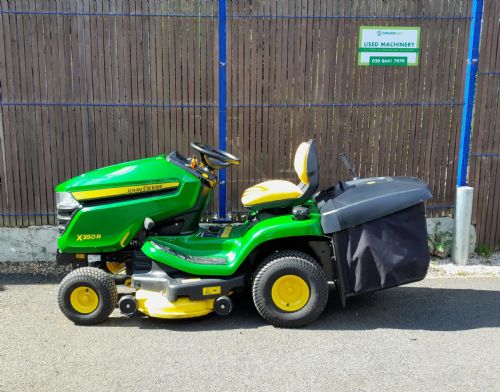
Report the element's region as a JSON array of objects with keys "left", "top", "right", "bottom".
[{"left": 1, "top": 272, "right": 499, "bottom": 392}]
